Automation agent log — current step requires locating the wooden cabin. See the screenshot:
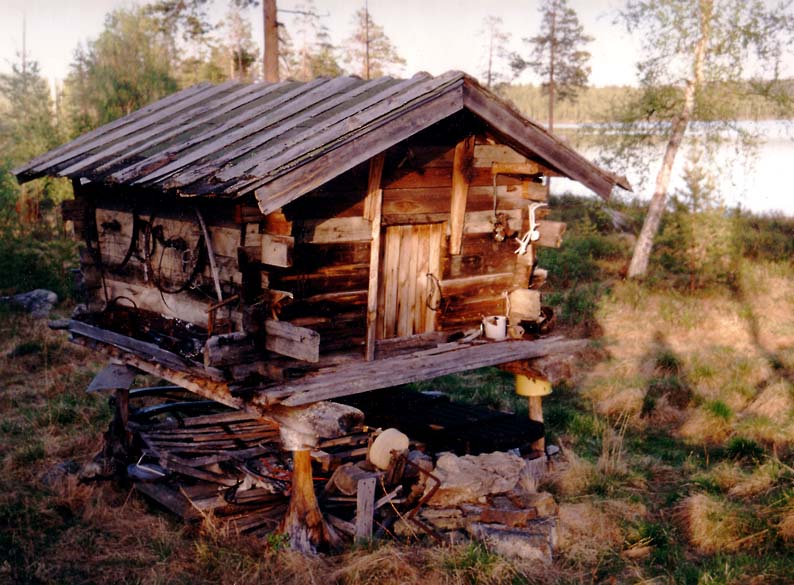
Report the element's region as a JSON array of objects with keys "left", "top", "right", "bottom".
[
  {"left": 14, "top": 70, "right": 629, "bottom": 412},
  {"left": 15, "top": 71, "right": 631, "bottom": 551}
]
